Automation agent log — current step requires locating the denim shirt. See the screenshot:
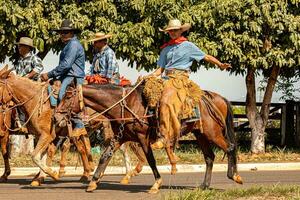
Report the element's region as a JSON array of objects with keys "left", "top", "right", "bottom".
[
  {"left": 157, "top": 41, "right": 206, "bottom": 71},
  {"left": 89, "top": 46, "right": 119, "bottom": 78},
  {"left": 48, "top": 36, "right": 85, "bottom": 79}
]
